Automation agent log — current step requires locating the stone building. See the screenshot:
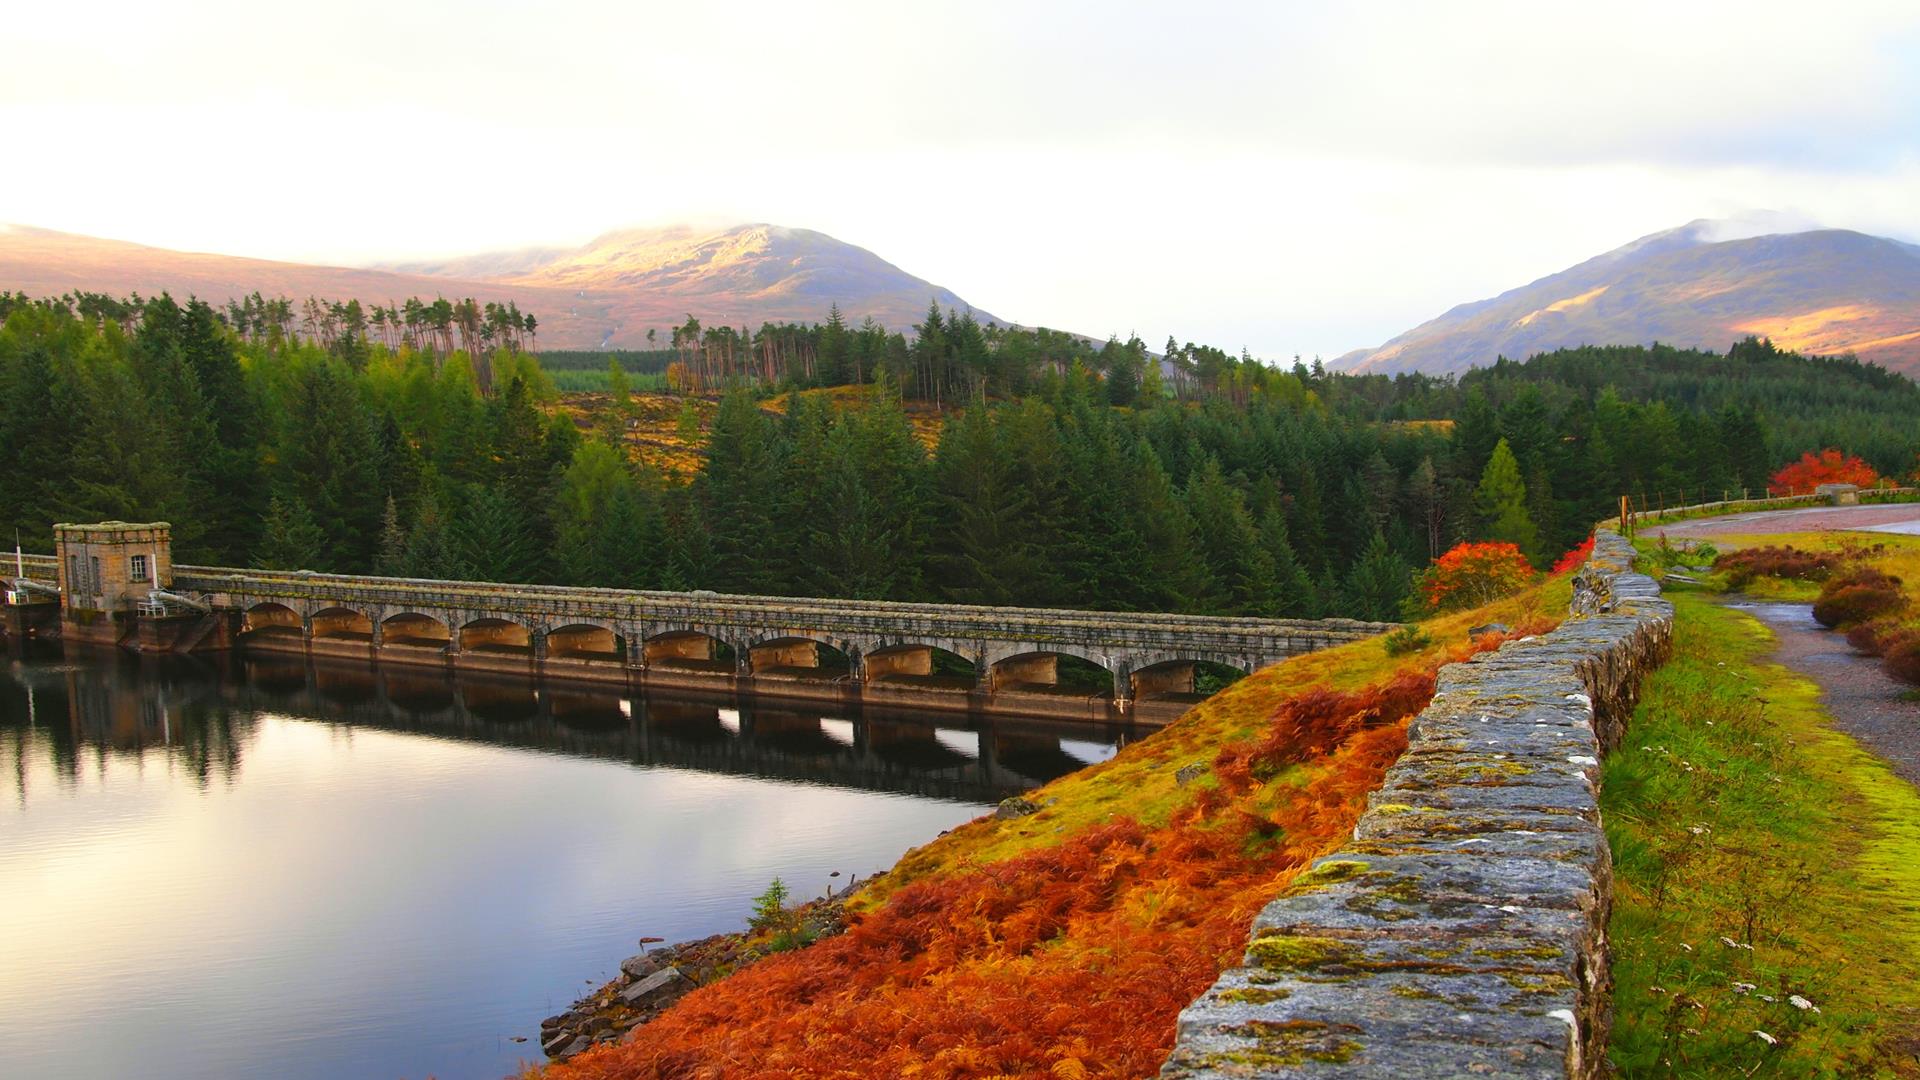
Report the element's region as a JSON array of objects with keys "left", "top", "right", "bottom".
[{"left": 54, "top": 521, "right": 173, "bottom": 614}]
